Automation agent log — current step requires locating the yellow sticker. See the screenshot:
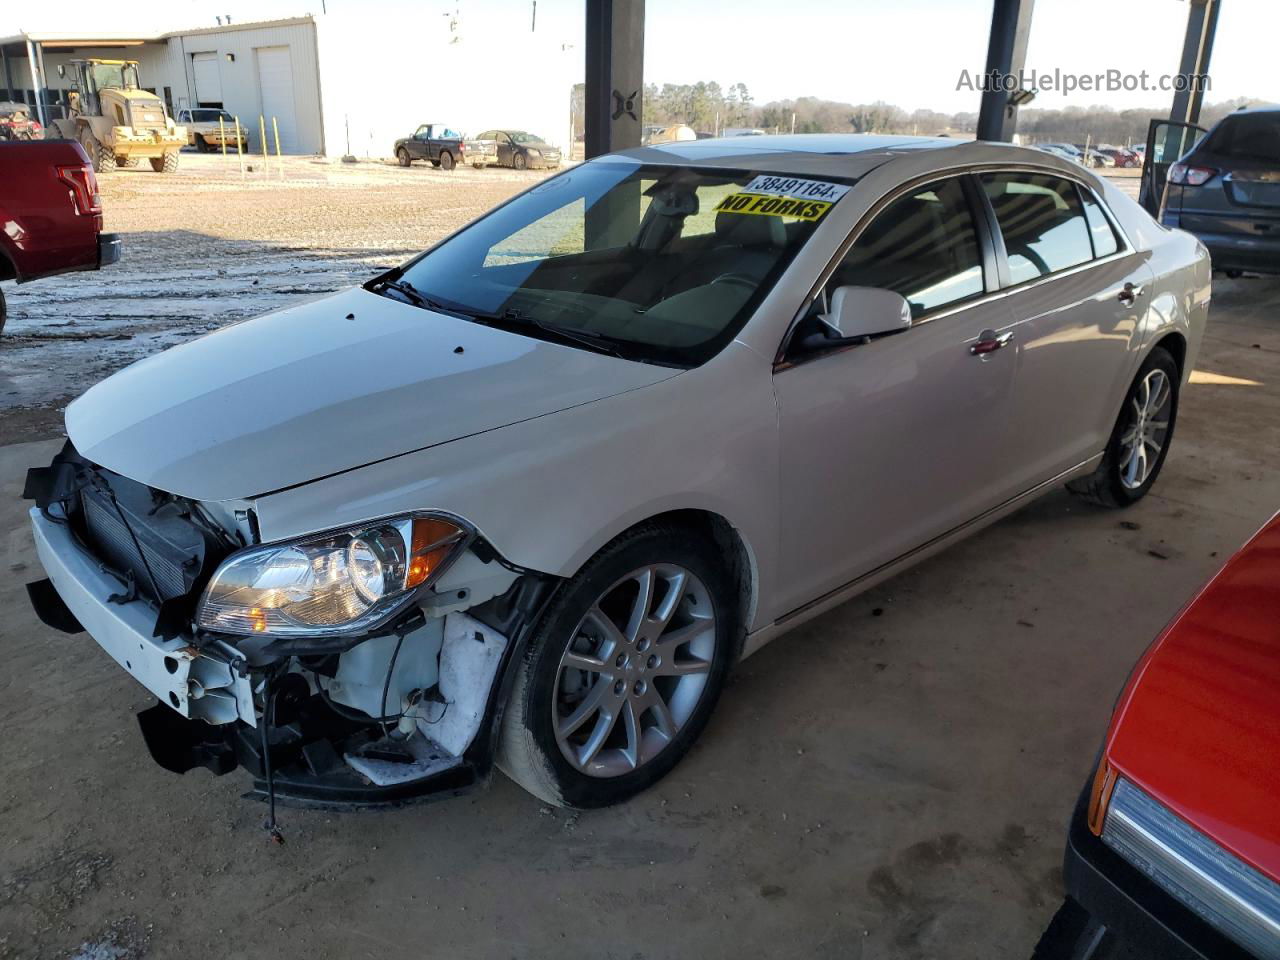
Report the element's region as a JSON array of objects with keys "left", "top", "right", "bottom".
[{"left": 713, "top": 192, "right": 834, "bottom": 221}]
